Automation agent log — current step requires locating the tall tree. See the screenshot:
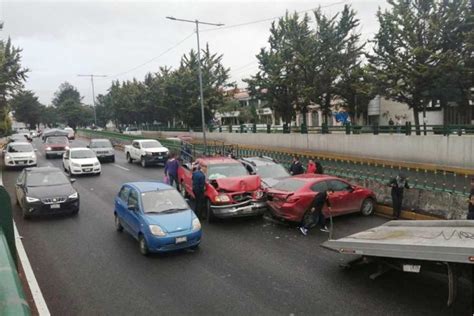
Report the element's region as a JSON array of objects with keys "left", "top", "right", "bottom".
[
  {"left": 10, "top": 90, "right": 42, "bottom": 129},
  {"left": 52, "top": 82, "right": 92, "bottom": 129},
  {"left": 369, "top": 0, "right": 472, "bottom": 133},
  {"left": 0, "top": 39, "right": 28, "bottom": 135}
]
